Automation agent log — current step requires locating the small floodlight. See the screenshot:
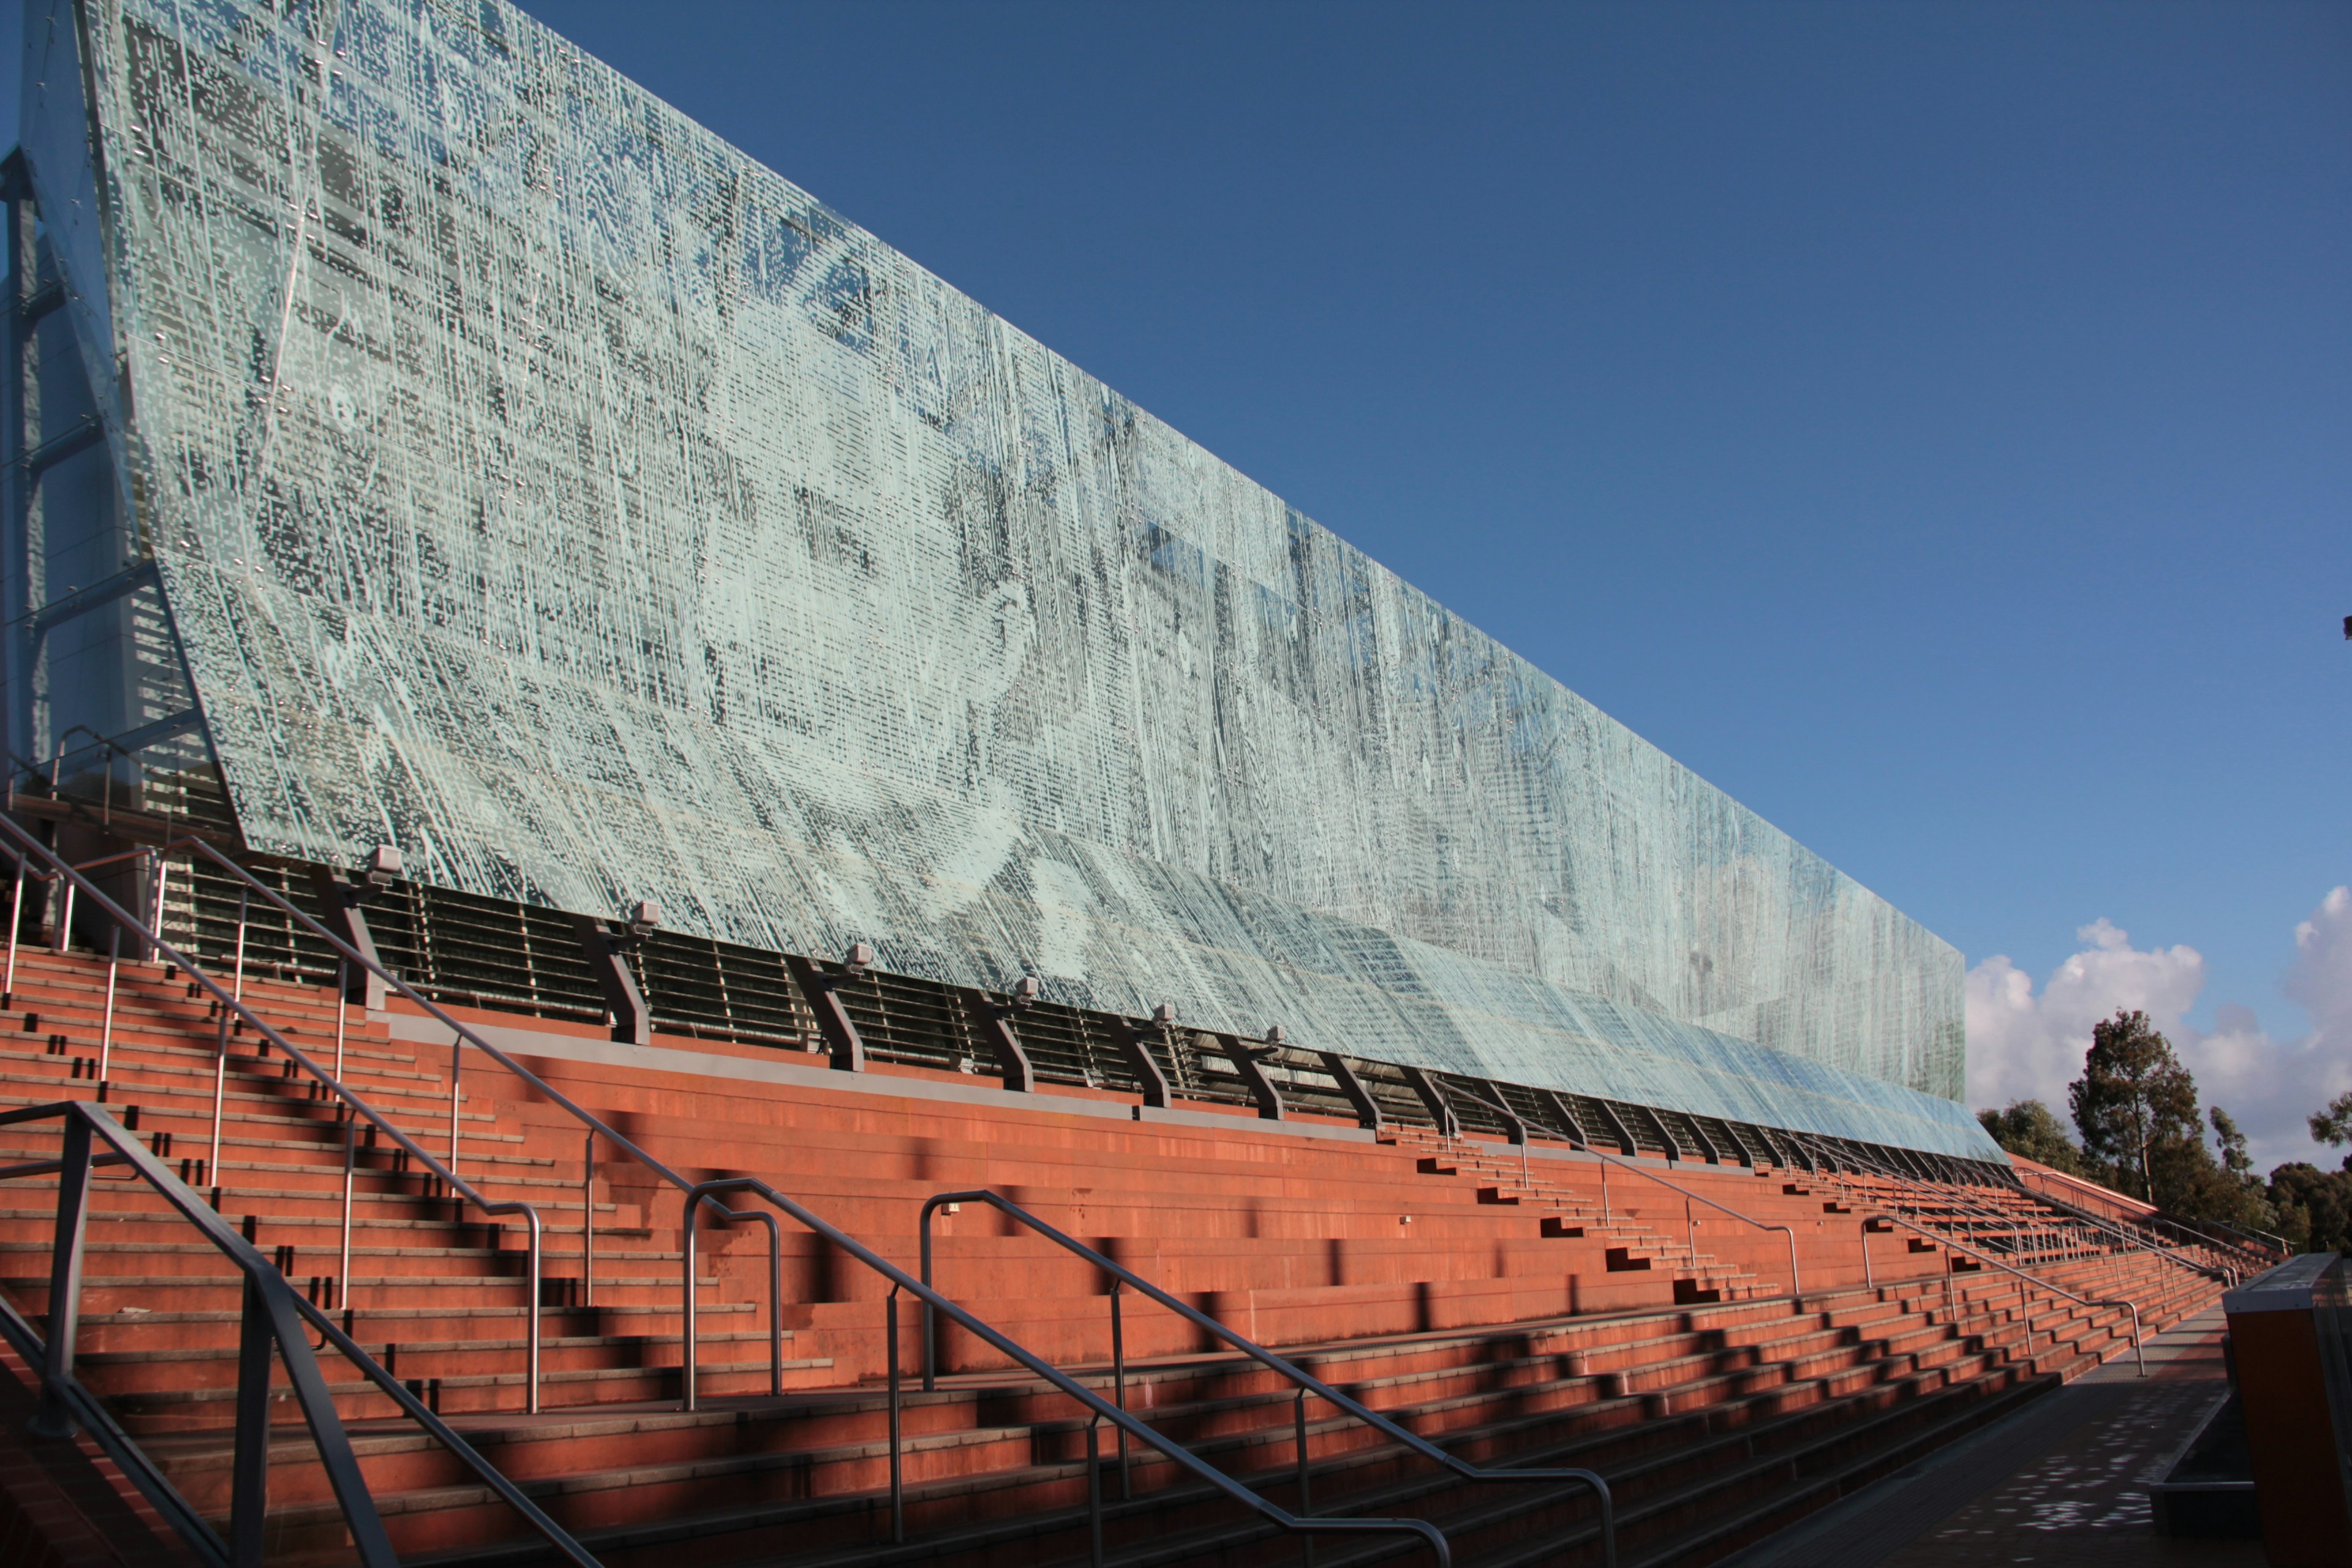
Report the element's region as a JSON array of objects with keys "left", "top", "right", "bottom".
[
  {"left": 1152, "top": 1003, "right": 1177, "bottom": 1026},
  {"left": 843, "top": 941, "right": 875, "bottom": 976},
  {"left": 626, "top": 899, "right": 662, "bottom": 940},
  {"left": 1264, "top": 1025, "right": 1287, "bottom": 1047},
  {"left": 1009, "top": 974, "right": 1042, "bottom": 1007},
  {"left": 361, "top": 845, "right": 402, "bottom": 888}
]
